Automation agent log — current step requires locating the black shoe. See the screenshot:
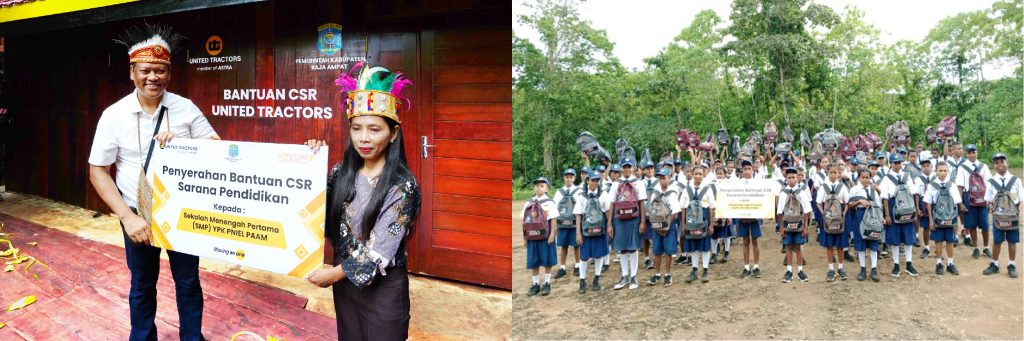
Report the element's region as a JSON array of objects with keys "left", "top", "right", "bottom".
[
  {"left": 844, "top": 251, "right": 856, "bottom": 262},
  {"left": 753, "top": 267, "right": 762, "bottom": 278},
  {"left": 709, "top": 253, "right": 718, "bottom": 264},
  {"left": 613, "top": 276, "right": 629, "bottom": 290},
  {"left": 906, "top": 262, "right": 918, "bottom": 277},
  {"left": 701, "top": 268, "right": 710, "bottom": 283},
  {"left": 541, "top": 282, "right": 551, "bottom": 295},
  {"left": 648, "top": 274, "right": 661, "bottom": 285},
  {"left": 972, "top": 248, "right": 981, "bottom": 259},
  {"left": 554, "top": 268, "right": 567, "bottom": 279},
  {"left": 591, "top": 276, "right": 602, "bottom": 291},
  {"left": 722, "top": 250, "right": 730, "bottom": 263},
  {"left": 573, "top": 266, "right": 580, "bottom": 277},
  {"left": 935, "top": 263, "right": 945, "bottom": 275},
  {"left": 675, "top": 254, "right": 686, "bottom": 265},
  {"left": 983, "top": 263, "right": 999, "bottom": 275},
  {"left": 838, "top": 268, "right": 849, "bottom": 280},
  {"left": 578, "top": 279, "right": 587, "bottom": 293},
  {"left": 965, "top": 235, "right": 974, "bottom": 247},
  {"left": 891, "top": 264, "right": 901, "bottom": 277},
  {"left": 686, "top": 268, "right": 698, "bottom": 283},
  {"left": 870, "top": 268, "right": 880, "bottom": 282},
  {"left": 983, "top": 248, "right": 992, "bottom": 258},
  {"left": 629, "top": 276, "right": 639, "bottom": 289},
  {"left": 826, "top": 269, "right": 836, "bottom": 282},
  {"left": 857, "top": 267, "right": 867, "bottom": 281},
  {"left": 527, "top": 283, "right": 540, "bottom": 296},
  {"left": 740, "top": 268, "right": 751, "bottom": 279},
  {"left": 914, "top": 239, "right": 921, "bottom": 247},
  {"left": 781, "top": 245, "right": 787, "bottom": 253},
  {"left": 645, "top": 257, "right": 655, "bottom": 270},
  {"left": 782, "top": 271, "right": 793, "bottom": 283},
  {"left": 797, "top": 270, "right": 808, "bottom": 282},
  {"left": 920, "top": 248, "right": 931, "bottom": 259},
  {"left": 663, "top": 275, "right": 673, "bottom": 287},
  {"left": 947, "top": 264, "right": 960, "bottom": 275},
  {"left": 1009, "top": 264, "right": 1019, "bottom": 278}
]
